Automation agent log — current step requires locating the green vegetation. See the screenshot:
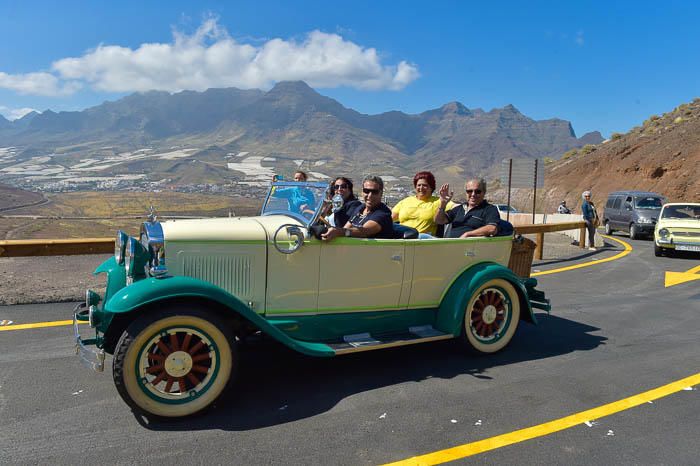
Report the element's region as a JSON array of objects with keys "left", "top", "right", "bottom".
[
  {"left": 610, "top": 132, "right": 623, "bottom": 140},
  {"left": 580, "top": 144, "right": 597, "bottom": 155},
  {"left": 543, "top": 156, "right": 554, "bottom": 165},
  {"left": 561, "top": 149, "right": 578, "bottom": 160}
]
